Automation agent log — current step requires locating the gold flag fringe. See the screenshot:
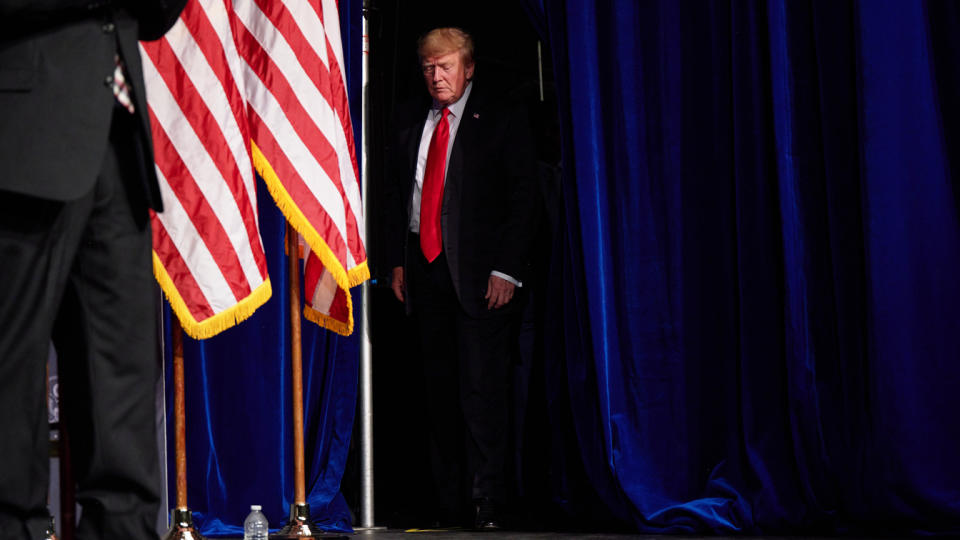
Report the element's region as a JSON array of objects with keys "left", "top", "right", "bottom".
[
  {"left": 251, "top": 142, "right": 370, "bottom": 292},
  {"left": 304, "top": 297, "right": 354, "bottom": 336},
  {"left": 153, "top": 252, "right": 273, "bottom": 340},
  {"left": 251, "top": 142, "right": 369, "bottom": 336}
]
